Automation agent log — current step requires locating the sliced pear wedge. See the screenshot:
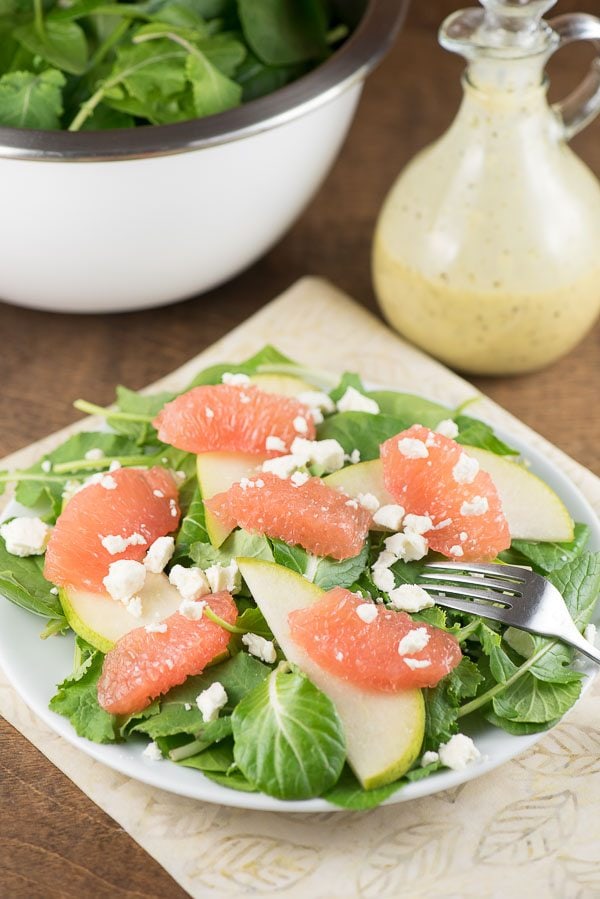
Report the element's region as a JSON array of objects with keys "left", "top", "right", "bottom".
[
  {"left": 237, "top": 558, "right": 425, "bottom": 790},
  {"left": 324, "top": 460, "right": 396, "bottom": 529},
  {"left": 196, "top": 452, "right": 267, "bottom": 547},
  {"left": 250, "top": 373, "right": 318, "bottom": 396},
  {"left": 60, "top": 572, "right": 182, "bottom": 653}
]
